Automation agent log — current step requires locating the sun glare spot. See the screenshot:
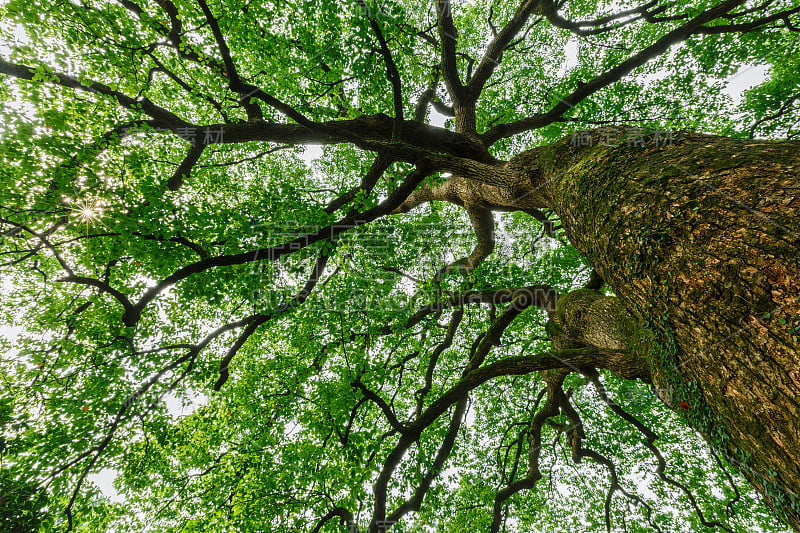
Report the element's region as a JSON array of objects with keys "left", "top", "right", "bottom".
[
  {"left": 79, "top": 207, "right": 98, "bottom": 221},
  {"left": 66, "top": 197, "right": 108, "bottom": 229}
]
